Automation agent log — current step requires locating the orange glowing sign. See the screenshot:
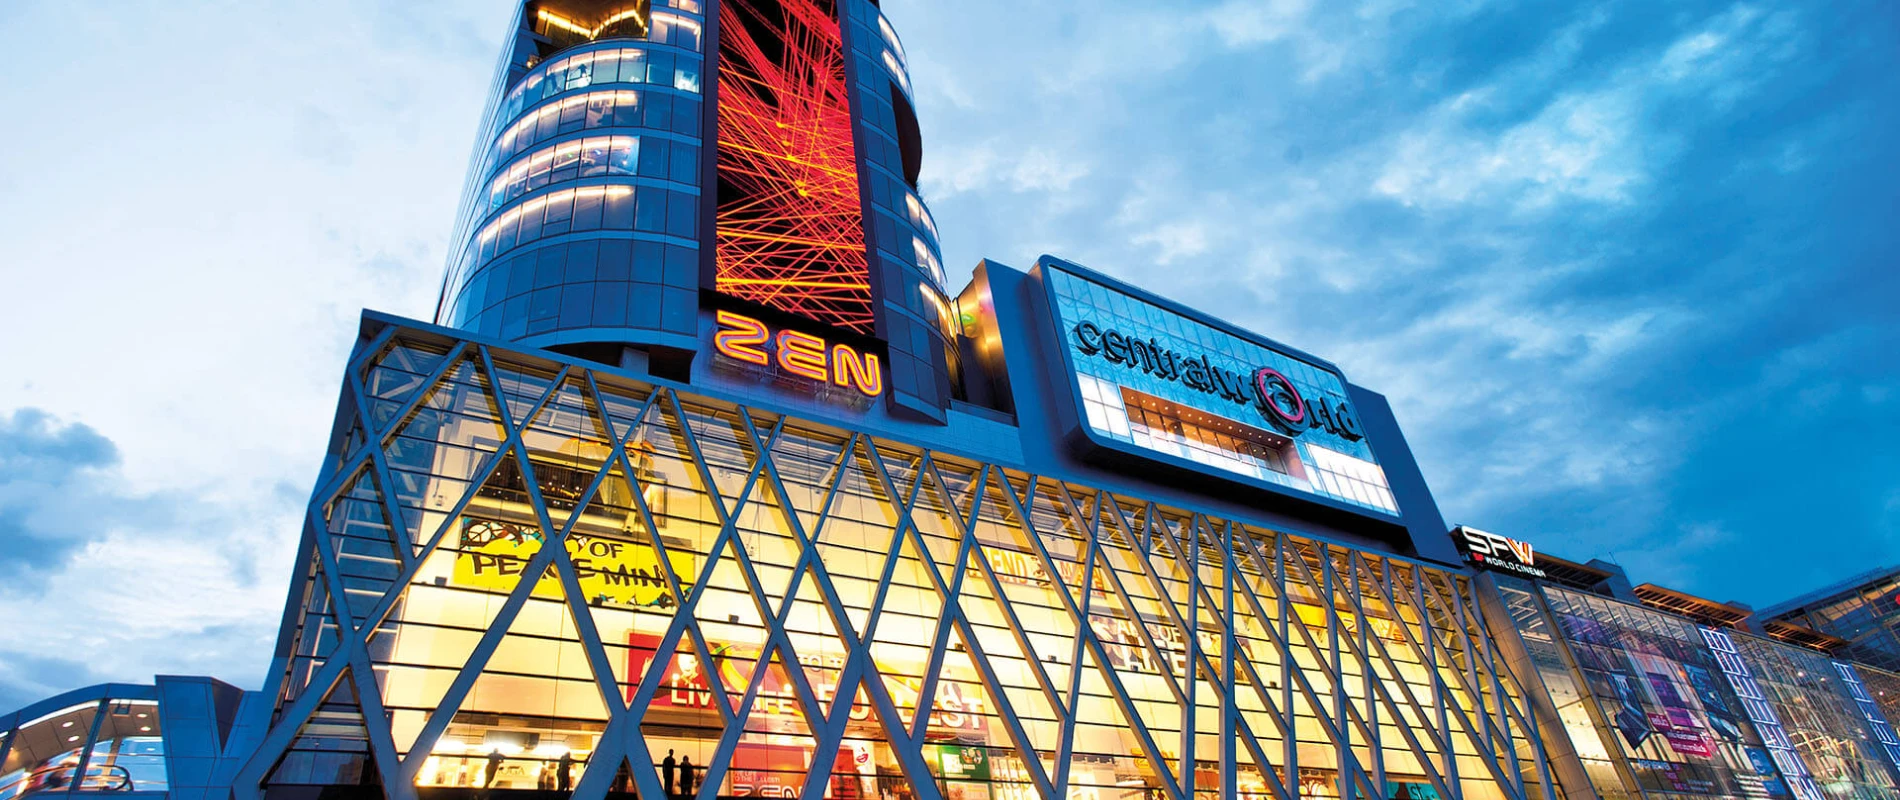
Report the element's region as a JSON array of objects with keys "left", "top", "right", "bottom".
[{"left": 714, "top": 311, "right": 884, "bottom": 398}]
